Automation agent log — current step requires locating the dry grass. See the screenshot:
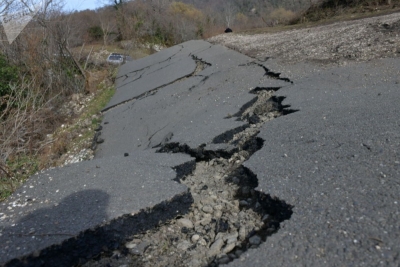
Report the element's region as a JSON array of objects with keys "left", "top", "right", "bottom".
[
  {"left": 0, "top": 67, "right": 118, "bottom": 201},
  {"left": 0, "top": 37, "right": 153, "bottom": 202}
]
